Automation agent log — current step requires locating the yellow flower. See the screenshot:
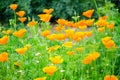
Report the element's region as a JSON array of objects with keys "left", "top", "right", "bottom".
[
  {"left": 2, "top": 29, "right": 12, "bottom": 35},
  {"left": 43, "top": 65, "right": 57, "bottom": 76},
  {"left": 43, "top": 8, "right": 53, "bottom": 14},
  {"left": 0, "top": 52, "right": 8, "bottom": 62},
  {"left": 102, "top": 37, "right": 111, "bottom": 44},
  {"left": 14, "top": 62, "right": 20, "bottom": 67},
  {"left": 27, "top": 21, "right": 37, "bottom": 27},
  {"left": 48, "top": 45, "right": 60, "bottom": 52},
  {"left": 97, "top": 27, "right": 105, "bottom": 32},
  {"left": 13, "top": 28, "right": 26, "bottom": 38},
  {"left": 24, "top": 44, "right": 31, "bottom": 50},
  {"left": 9, "top": 4, "right": 18, "bottom": 11},
  {"left": 16, "top": 47, "right": 27, "bottom": 55},
  {"left": 16, "top": 11, "right": 26, "bottom": 17},
  {"left": 34, "top": 77, "right": 46, "bottom": 80},
  {"left": 0, "top": 35, "right": 9, "bottom": 45},
  {"left": 79, "top": 25, "right": 87, "bottom": 31},
  {"left": 50, "top": 56, "right": 63, "bottom": 64},
  {"left": 75, "top": 47, "right": 83, "bottom": 52},
  {"left": 62, "top": 42, "right": 73, "bottom": 48}
]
